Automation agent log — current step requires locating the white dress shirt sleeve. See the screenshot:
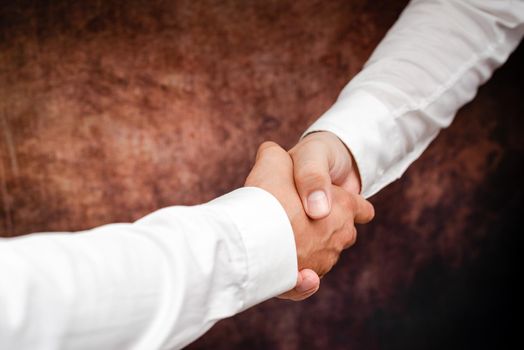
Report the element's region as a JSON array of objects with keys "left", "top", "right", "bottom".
[
  {"left": 0, "top": 187, "right": 298, "bottom": 350},
  {"left": 304, "top": 0, "right": 524, "bottom": 198}
]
